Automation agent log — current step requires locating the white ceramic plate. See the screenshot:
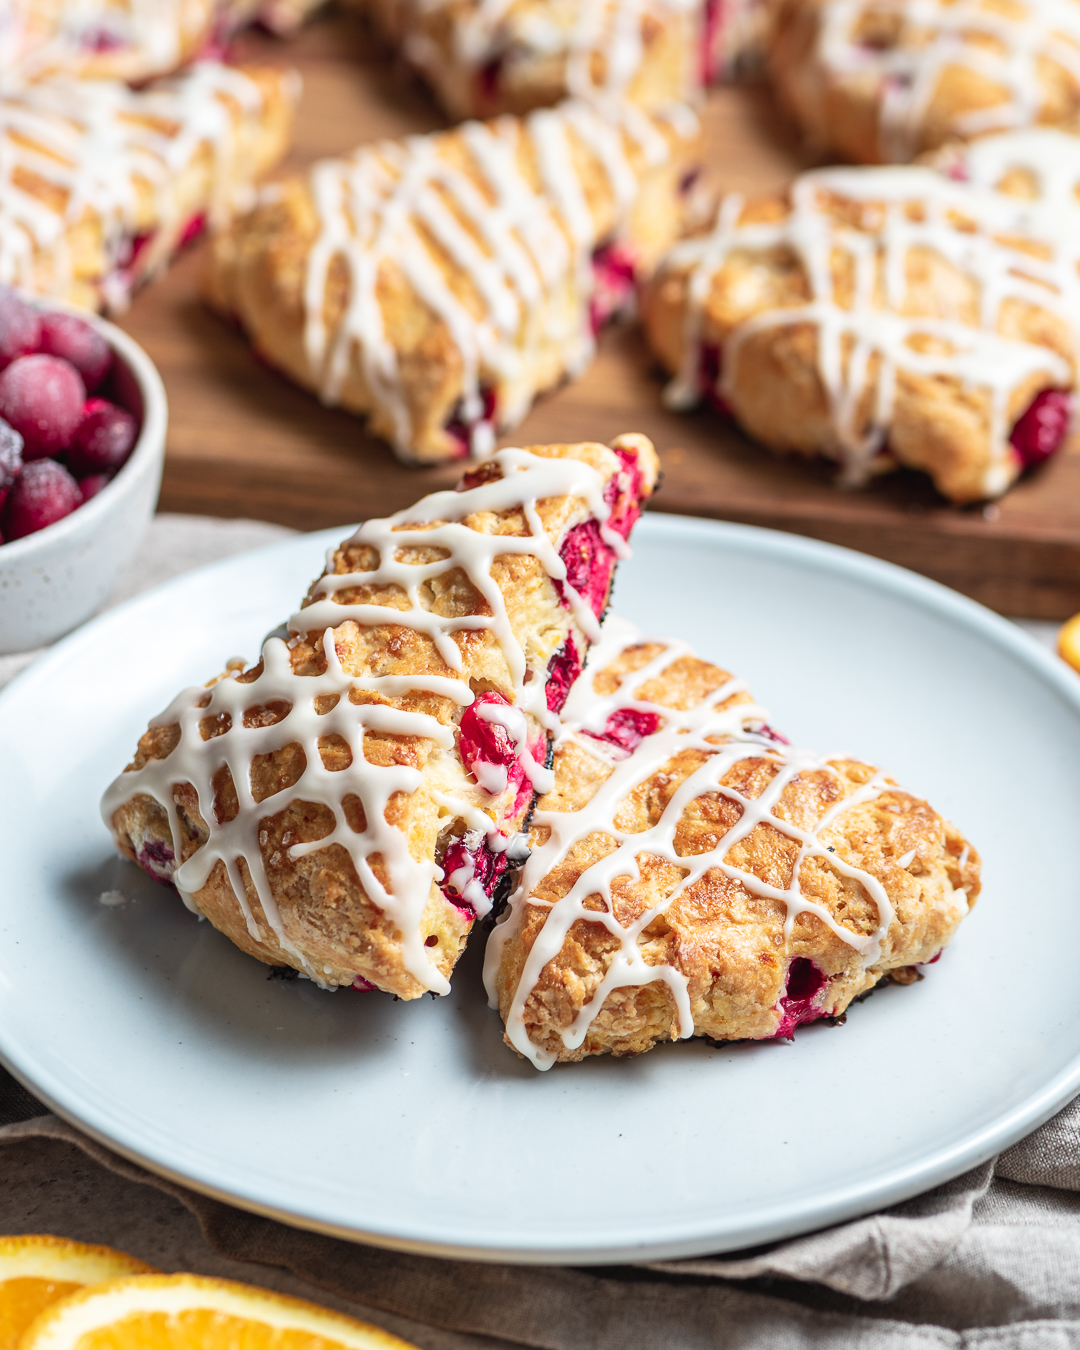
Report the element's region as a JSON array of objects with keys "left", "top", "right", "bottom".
[{"left": 2, "top": 514, "right": 1079, "bottom": 1264}]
